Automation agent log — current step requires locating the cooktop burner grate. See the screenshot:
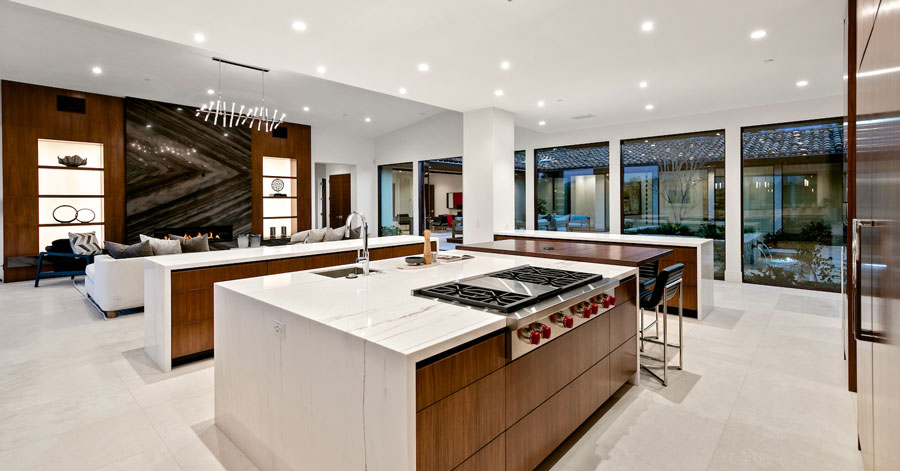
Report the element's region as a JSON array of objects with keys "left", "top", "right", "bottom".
[
  {"left": 488, "top": 265, "right": 603, "bottom": 290},
  {"left": 416, "top": 283, "right": 534, "bottom": 313}
]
